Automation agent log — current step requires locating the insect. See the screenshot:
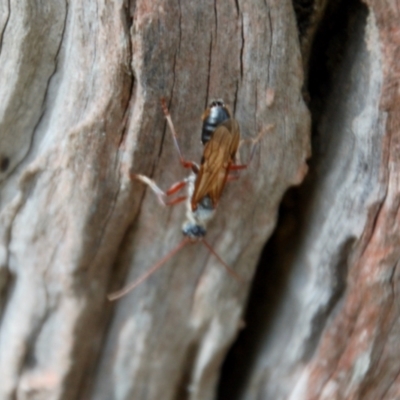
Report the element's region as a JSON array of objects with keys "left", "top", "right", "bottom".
[{"left": 108, "top": 99, "right": 264, "bottom": 301}]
